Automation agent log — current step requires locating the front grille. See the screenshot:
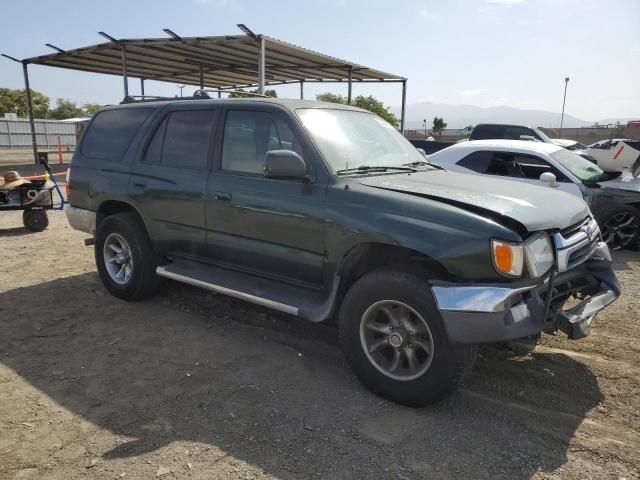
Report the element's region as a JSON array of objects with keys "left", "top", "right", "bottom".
[
  {"left": 560, "top": 217, "right": 590, "bottom": 239},
  {"left": 554, "top": 216, "right": 600, "bottom": 272}
]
